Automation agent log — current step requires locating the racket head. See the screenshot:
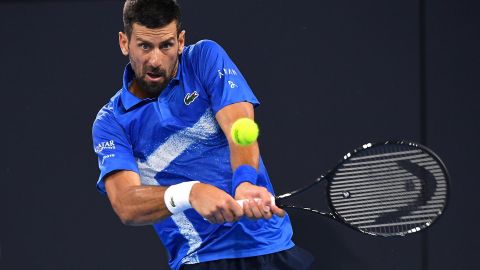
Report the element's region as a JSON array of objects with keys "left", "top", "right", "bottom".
[{"left": 326, "top": 141, "right": 449, "bottom": 237}]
